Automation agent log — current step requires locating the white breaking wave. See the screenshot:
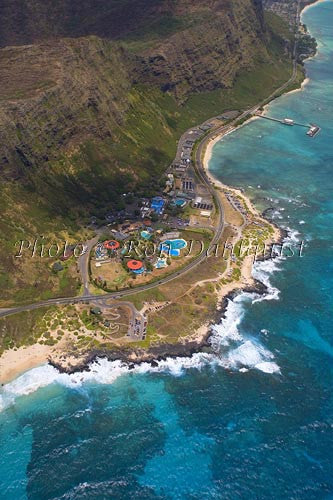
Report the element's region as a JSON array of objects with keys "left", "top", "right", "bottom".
[
  {"left": 252, "top": 259, "right": 282, "bottom": 303},
  {"left": 0, "top": 327, "right": 280, "bottom": 413},
  {"left": 209, "top": 294, "right": 246, "bottom": 349},
  {"left": 209, "top": 293, "right": 280, "bottom": 375},
  {"left": 1, "top": 223, "right": 295, "bottom": 411},
  {"left": 272, "top": 209, "right": 283, "bottom": 220},
  {"left": 228, "top": 340, "right": 280, "bottom": 374},
  {"left": 0, "top": 354, "right": 223, "bottom": 412},
  {"left": 207, "top": 221, "right": 299, "bottom": 374},
  {"left": 283, "top": 226, "right": 301, "bottom": 243},
  {"left": 261, "top": 225, "right": 303, "bottom": 268}
]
